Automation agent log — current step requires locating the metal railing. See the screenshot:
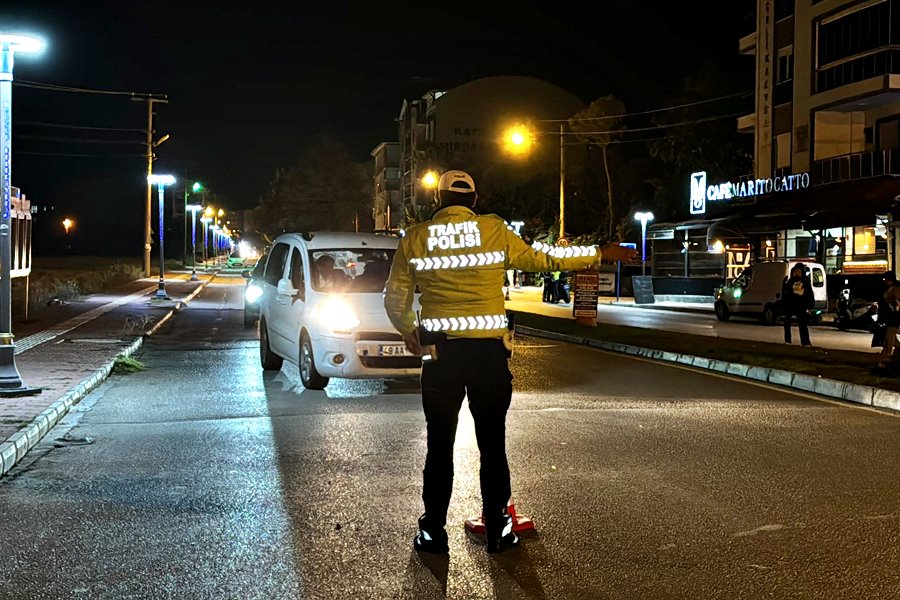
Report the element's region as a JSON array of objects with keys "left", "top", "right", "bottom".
[{"left": 812, "top": 148, "right": 900, "bottom": 185}]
